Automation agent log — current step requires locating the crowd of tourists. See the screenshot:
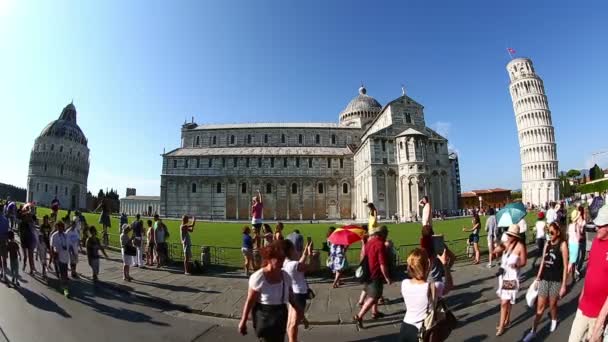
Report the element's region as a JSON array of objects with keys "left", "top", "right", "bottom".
[
  {"left": 5, "top": 191, "right": 608, "bottom": 341},
  {"left": 0, "top": 197, "right": 107, "bottom": 297}
]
